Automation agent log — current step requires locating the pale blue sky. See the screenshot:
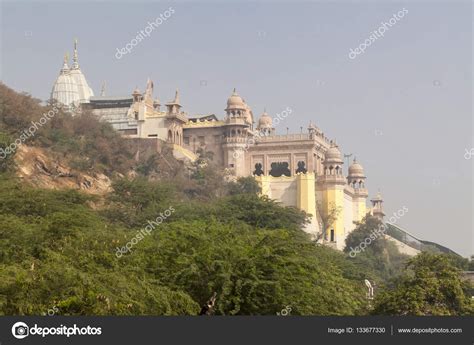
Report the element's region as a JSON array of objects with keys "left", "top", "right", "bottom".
[{"left": 1, "top": 1, "right": 472, "bottom": 256}]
